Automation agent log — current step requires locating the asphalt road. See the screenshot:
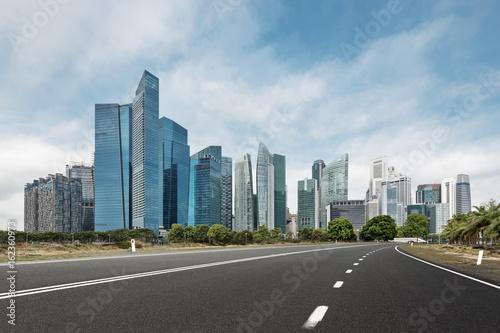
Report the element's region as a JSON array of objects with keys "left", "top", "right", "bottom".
[{"left": 1, "top": 243, "right": 499, "bottom": 332}]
